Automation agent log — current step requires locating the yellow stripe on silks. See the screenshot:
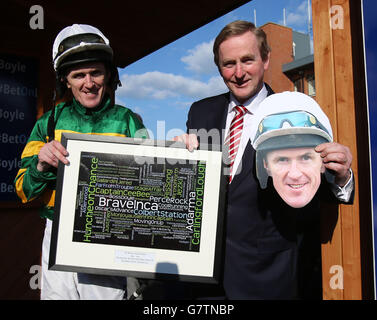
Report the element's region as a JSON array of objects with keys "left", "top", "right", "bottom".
[
  {"left": 54, "top": 130, "right": 79, "bottom": 142},
  {"left": 15, "top": 170, "right": 55, "bottom": 206},
  {"left": 14, "top": 168, "right": 36, "bottom": 203},
  {"left": 93, "top": 132, "right": 127, "bottom": 137},
  {"left": 21, "top": 141, "right": 45, "bottom": 159},
  {"left": 41, "top": 189, "right": 56, "bottom": 207},
  {"left": 54, "top": 130, "right": 127, "bottom": 142}
]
